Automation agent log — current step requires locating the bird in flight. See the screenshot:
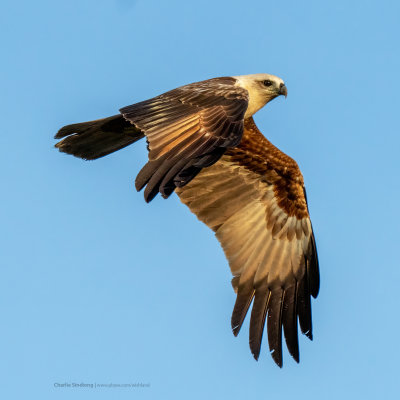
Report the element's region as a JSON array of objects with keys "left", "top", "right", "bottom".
[{"left": 55, "top": 74, "right": 319, "bottom": 367}]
